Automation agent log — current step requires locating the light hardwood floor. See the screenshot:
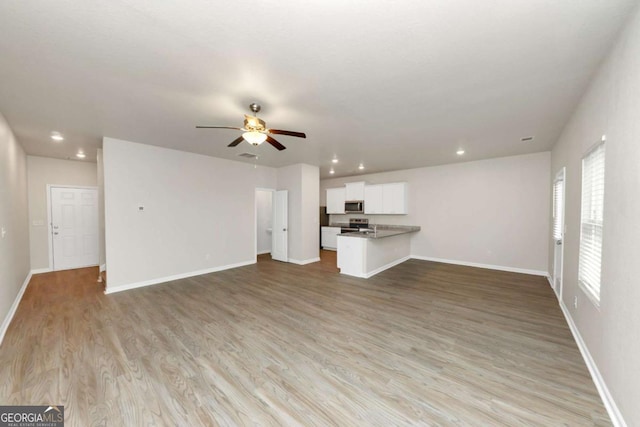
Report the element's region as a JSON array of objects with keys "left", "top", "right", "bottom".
[{"left": 0, "top": 252, "right": 610, "bottom": 426}]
